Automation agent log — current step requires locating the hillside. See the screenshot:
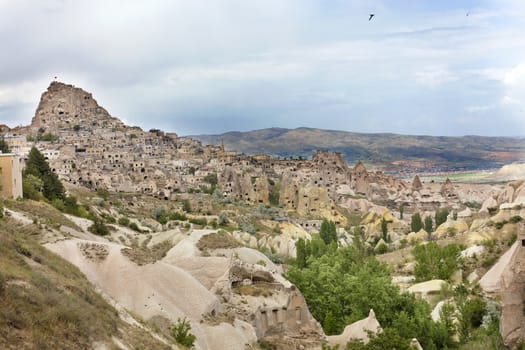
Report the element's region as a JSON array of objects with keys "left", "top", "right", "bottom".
[
  {"left": 192, "top": 127, "right": 525, "bottom": 173},
  {"left": 0, "top": 204, "right": 172, "bottom": 350}
]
